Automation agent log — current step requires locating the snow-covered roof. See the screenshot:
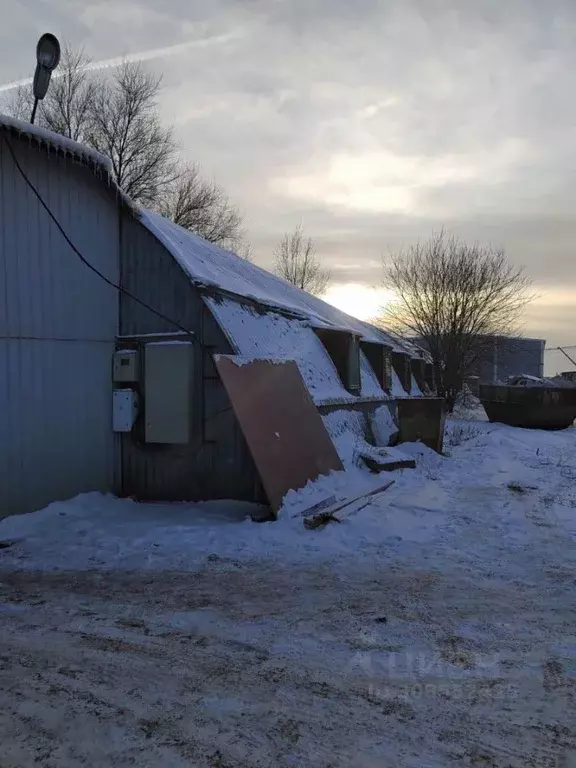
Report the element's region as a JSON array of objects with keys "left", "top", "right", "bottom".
[
  {"left": 140, "top": 208, "right": 413, "bottom": 353},
  {"left": 0, "top": 113, "right": 112, "bottom": 171},
  {"left": 0, "top": 112, "right": 423, "bottom": 358},
  {"left": 205, "top": 297, "right": 397, "bottom": 405},
  {"left": 0, "top": 113, "right": 137, "bottom": 211}
]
